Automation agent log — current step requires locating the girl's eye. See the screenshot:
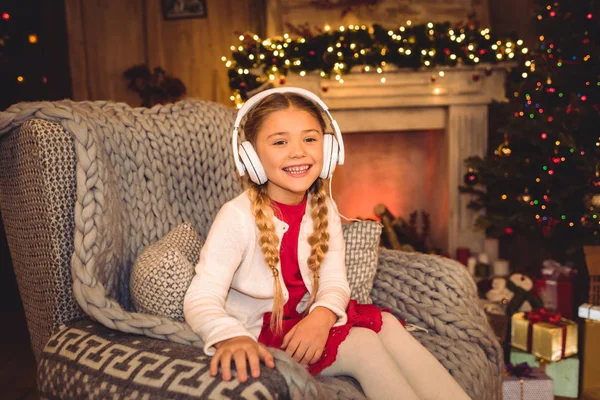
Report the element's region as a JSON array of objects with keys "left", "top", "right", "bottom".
[
  {"left": 273, "top": 140, "right": 286, "bottom": 145},
  {"left": 305, "top": 137, "right": 318, "bottom": 142}
]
